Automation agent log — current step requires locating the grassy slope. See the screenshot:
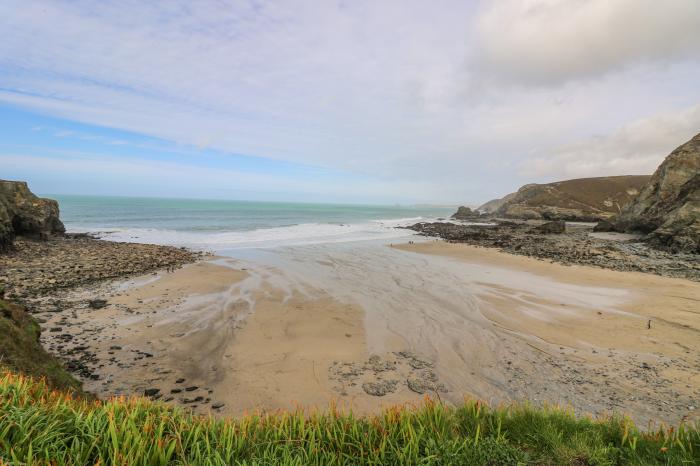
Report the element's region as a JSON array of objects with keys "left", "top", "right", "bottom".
[
  {"left": 0, "top": 372, "right": 698, "bottom": 465},
  {"left": 0, "top": 299, "right": 83, "bottom": 394},
  {"left": 493, "top": 175, "right": 651, "bottom": 215}
]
